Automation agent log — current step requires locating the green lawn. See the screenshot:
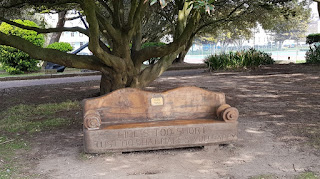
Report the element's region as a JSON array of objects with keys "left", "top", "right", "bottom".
[
  {"left": 0, "top": 101, "right": 81, "bottom": 178},
  {"left": 0, "top": 68, "right": 82, "bottom": 78}
]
